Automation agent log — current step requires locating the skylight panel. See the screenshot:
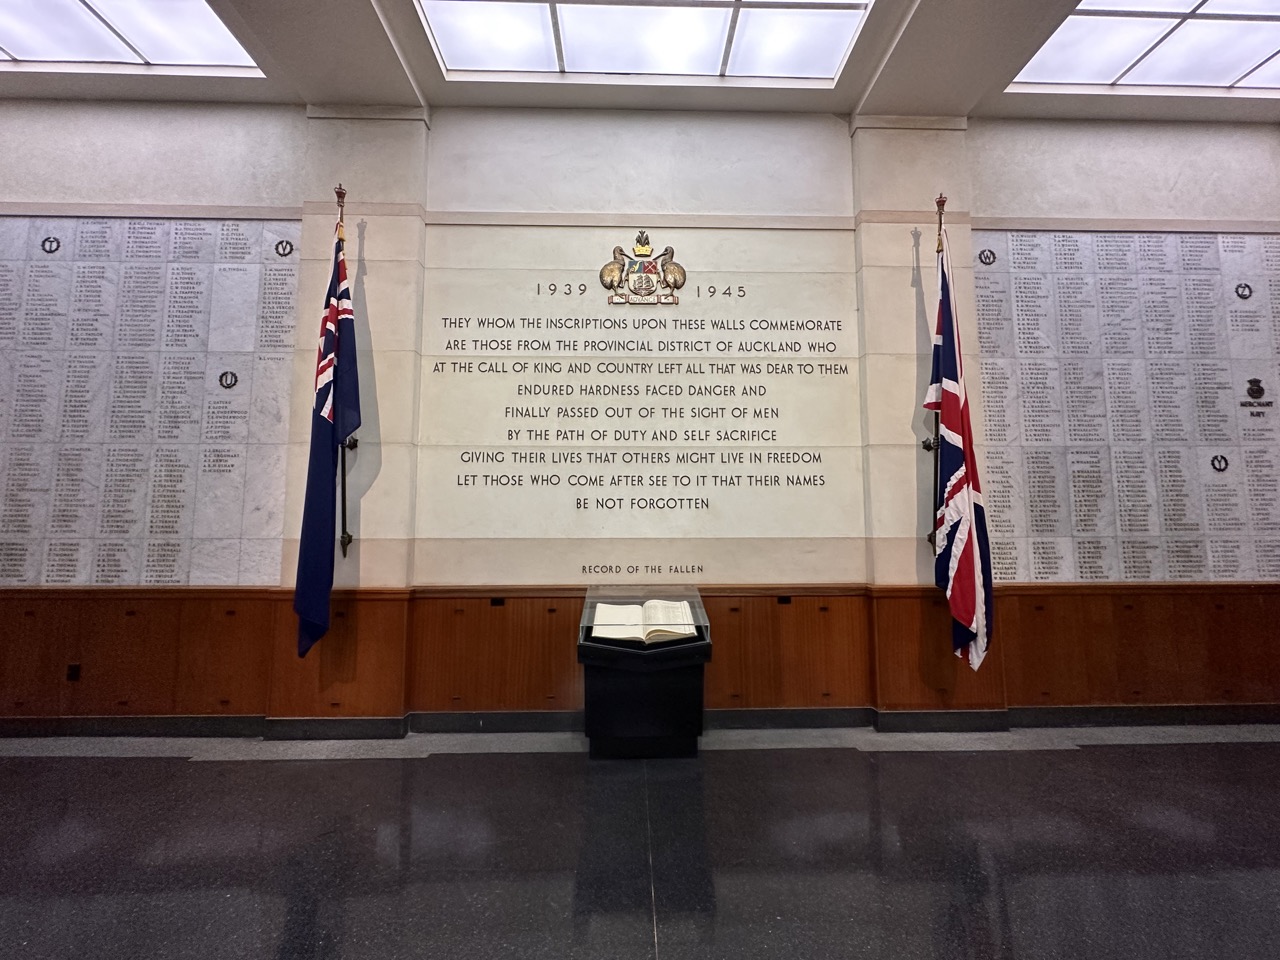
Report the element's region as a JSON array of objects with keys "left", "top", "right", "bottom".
[
  {"left": 414, "top": 0, "right": 872, "bottom": 83},
  {"left": 1198, "top": 0, "right": 1280, "bottom": 12},
  {"left": 559, "top": 5, "right": 731, "bottom": 76},
  {"left": 727, "top": 8, "right": 863, "bottom": 79},
  {"left": 1015, "top": 0, "right": 1280, "bottom": 94},
  {"left": 86, "top": 0, "right": 256, "bottom": 66},
  {"left": 1237, "top": 50, "right": 1280, "bottom": 84},
  {"left": 421, "top": 0, "right": 558, "bottom": 72},
  {"left": 0, "top": 0, "right": 140, "bottom": 61},
  {"left": 1120, "top": 19, "right": 1280, "bottom": 85},
  {"left": 1075, "top": 0, "right": 1198, "bottom": 10},
  {"left": 1015, "top": 15, "right": 1176, "bottom": 83}
]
